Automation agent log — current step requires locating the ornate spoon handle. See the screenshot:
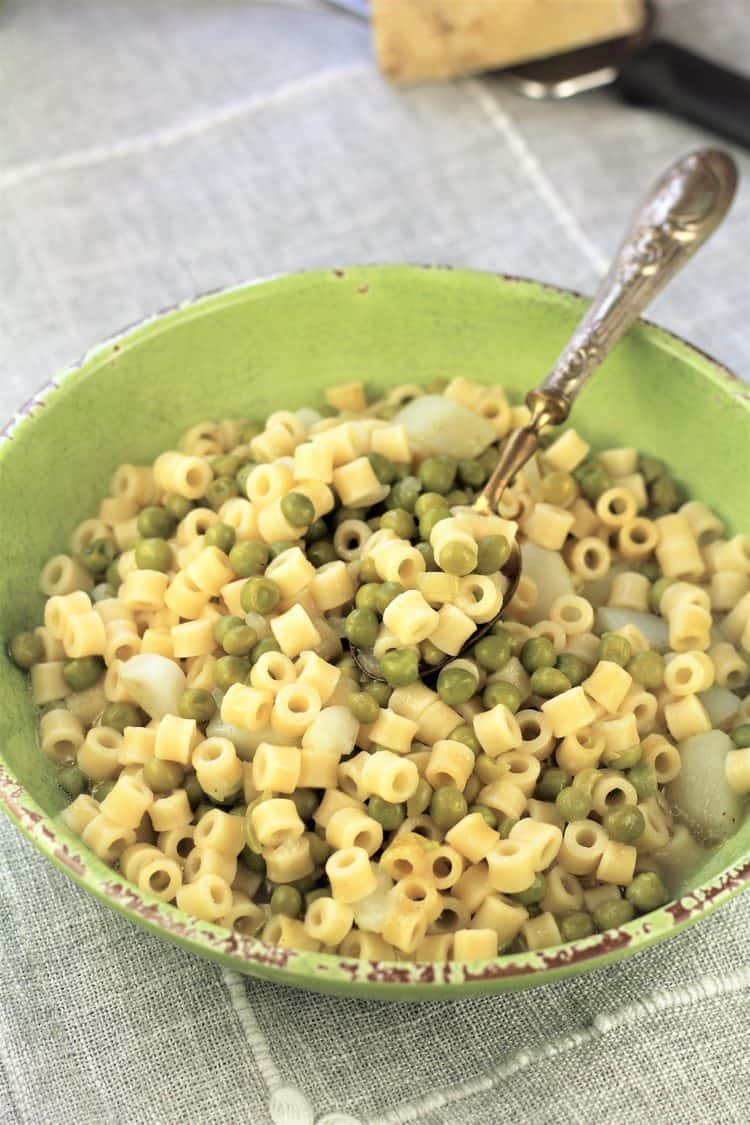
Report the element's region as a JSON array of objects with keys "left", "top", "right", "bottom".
[{"left": 475, "top": 148, "right": 737, "bottom": 514}]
